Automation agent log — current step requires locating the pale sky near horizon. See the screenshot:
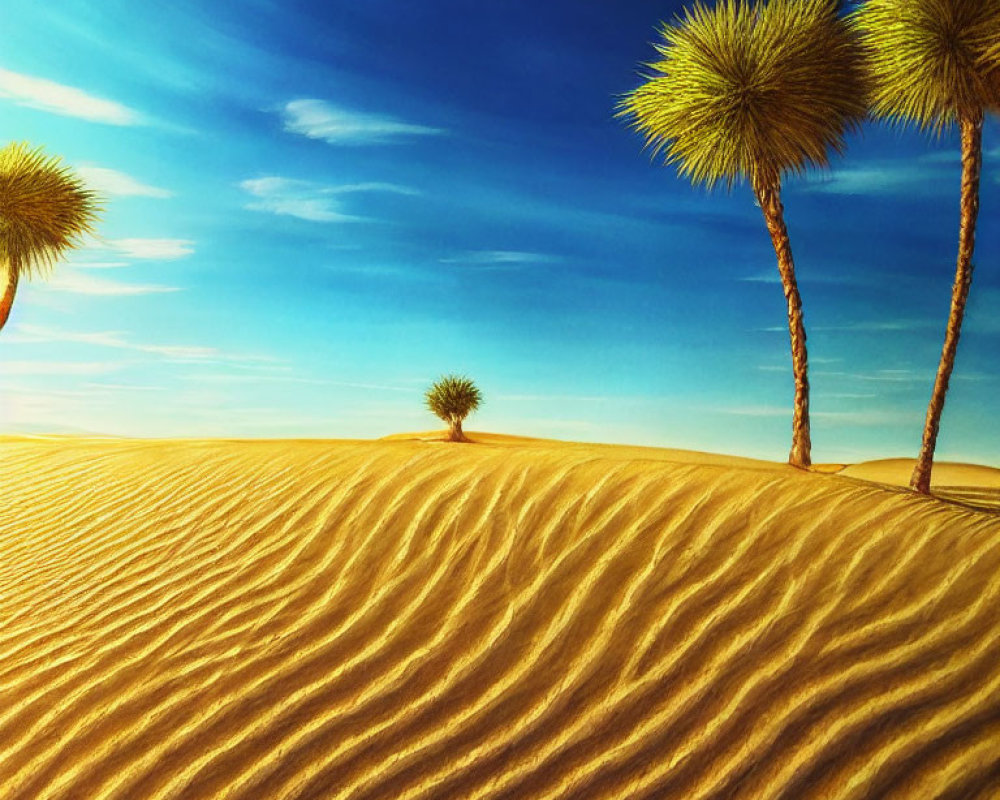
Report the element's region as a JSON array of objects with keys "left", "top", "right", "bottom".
[{"left": 1, "top": 0, "right": 999, "bottom": 465}]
